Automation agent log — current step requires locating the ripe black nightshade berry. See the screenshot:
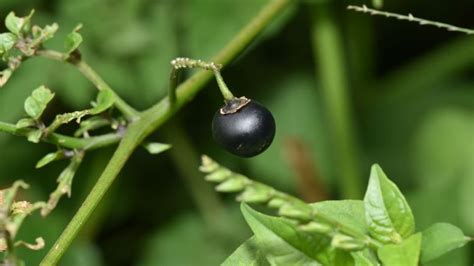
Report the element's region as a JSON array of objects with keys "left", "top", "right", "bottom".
[{"left": 212, "top": 97, "right": 276, "bottom": 157}]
